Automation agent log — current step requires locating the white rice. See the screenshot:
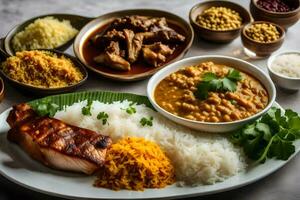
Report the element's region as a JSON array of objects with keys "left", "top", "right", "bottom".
[
  {"left": 271, "top": 53, "right": 300, "bottom": 78},
  {"left": 54, "top": 100, "right": 246, "bottom": 186}
]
